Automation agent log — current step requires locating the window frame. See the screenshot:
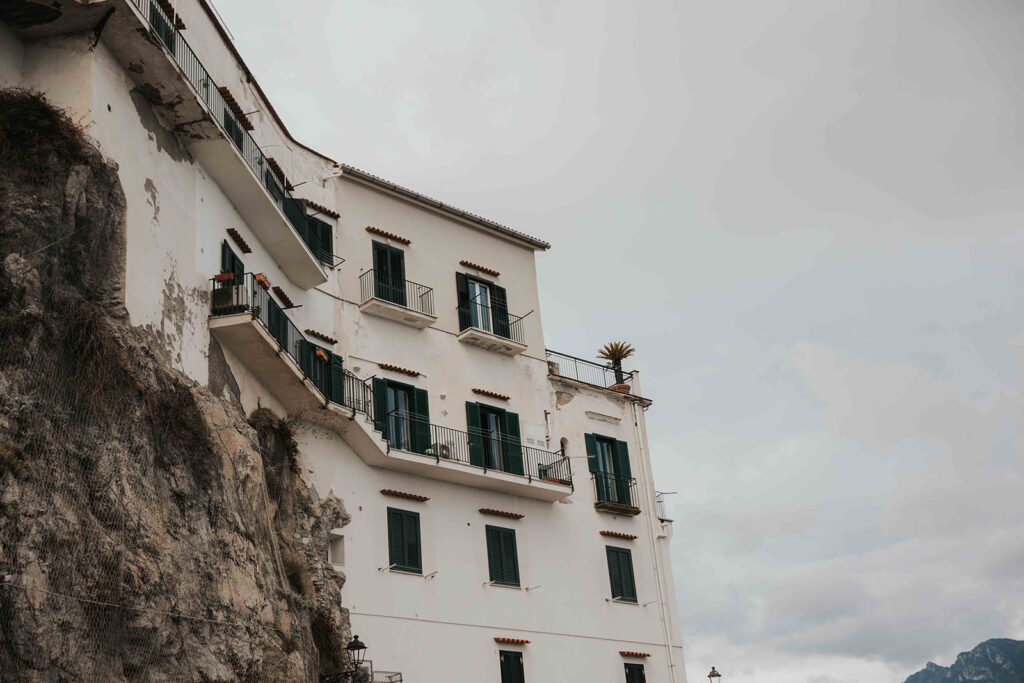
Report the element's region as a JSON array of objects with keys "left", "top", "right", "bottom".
[
  {"left": 624, "top": 662, "right": 647, "bottom": 683},
  {"left": 485, "top": 524, "right": 521, "bottom": 587},
  {"left": 606, "top": 545, "right": 638, "bottom": 603},
  {"left": 499, "top": 649, "right": 525, "bottom": 683},
  {"left": 387, "top": 507, "right": 422, "bottom": 574}
]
